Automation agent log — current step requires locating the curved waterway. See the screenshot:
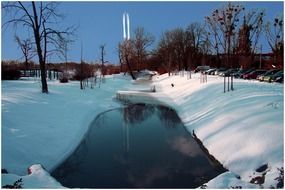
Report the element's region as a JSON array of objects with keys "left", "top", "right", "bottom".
[{"left": 51, "top": 104, "right": 225, "bottom": 188}]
